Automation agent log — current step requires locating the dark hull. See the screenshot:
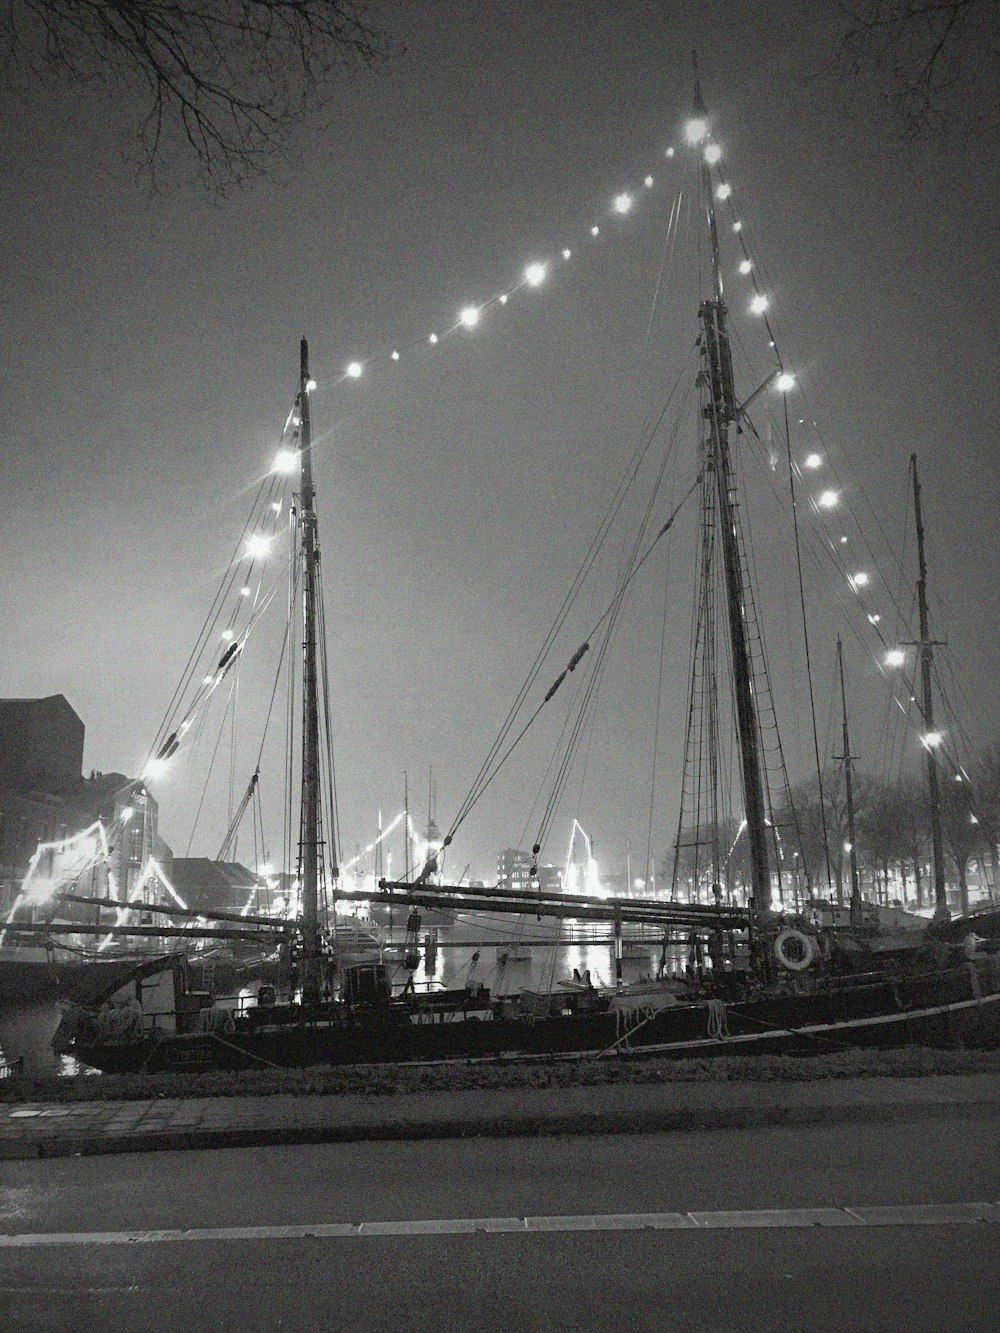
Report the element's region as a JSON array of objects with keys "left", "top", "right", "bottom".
[
  {"left": 0, "top": 953, "right": 176, "bottom": 1011},
  {"left": 73, "top": 960, "right": 1000, "bottom": 1074}
]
